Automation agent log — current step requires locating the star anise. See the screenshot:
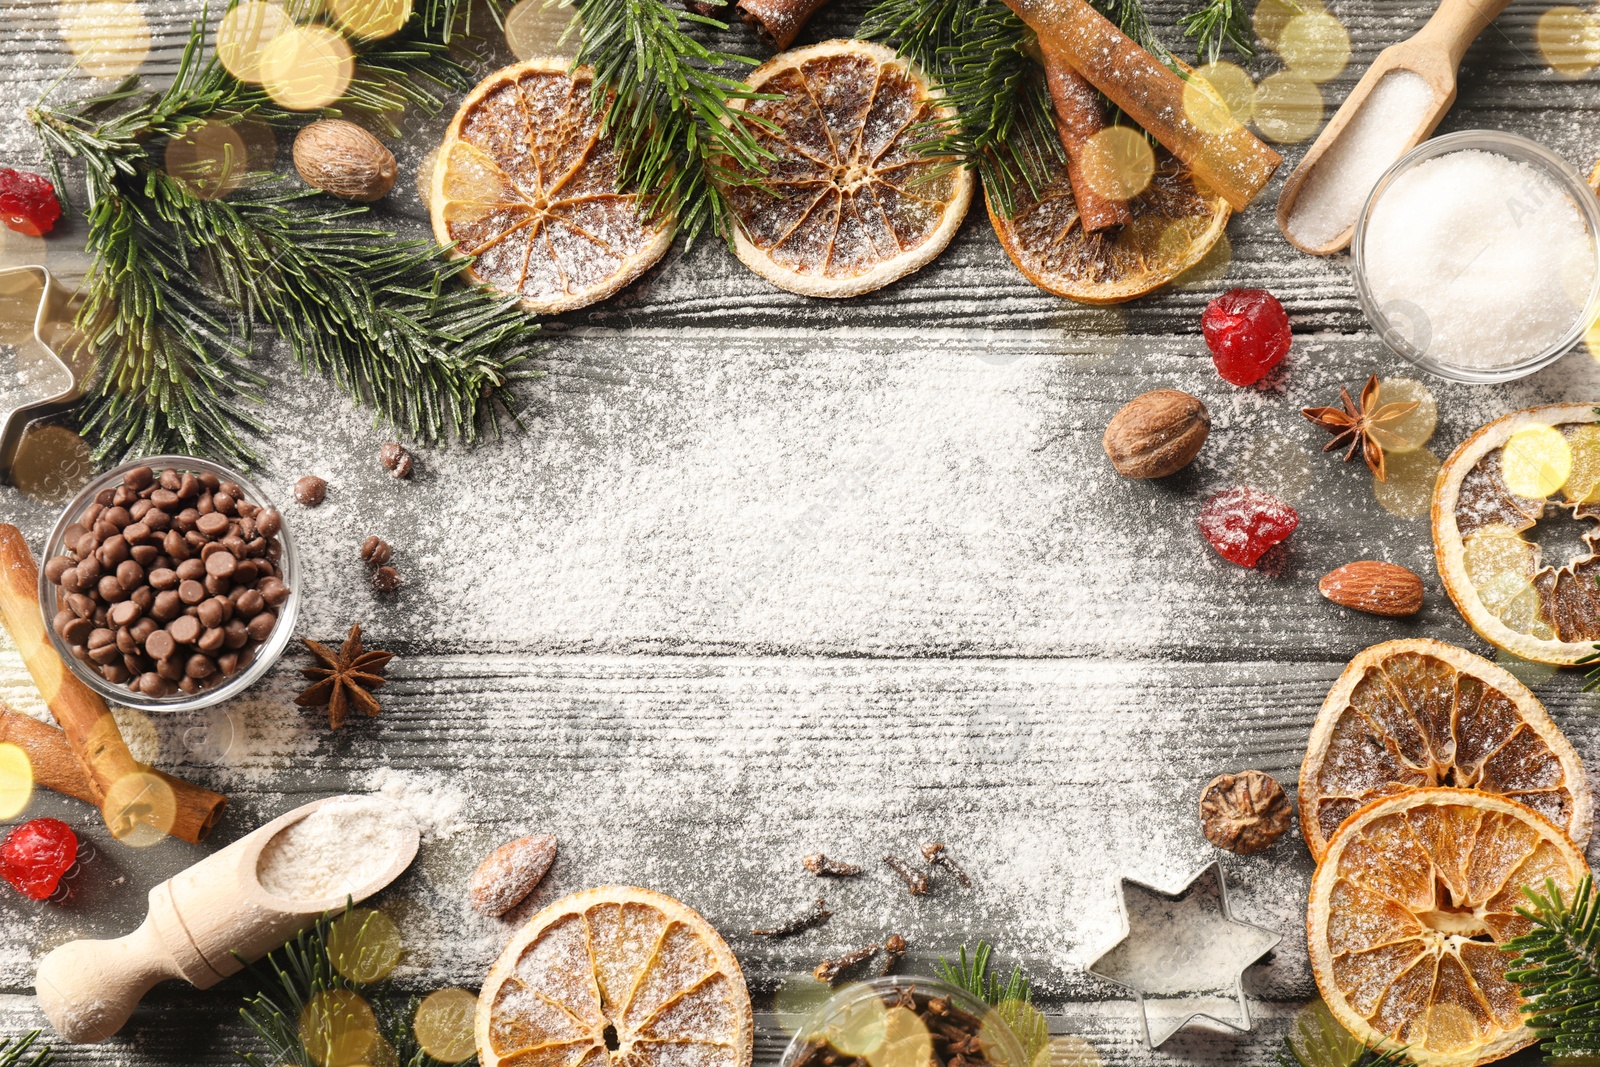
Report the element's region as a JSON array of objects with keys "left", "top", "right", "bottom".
[
  {"left": 294, "top": 624, "right": 394, "bottom": 729},
  {"left": 1301, "top": 374, "right": 1419, "bottom": 482}
]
